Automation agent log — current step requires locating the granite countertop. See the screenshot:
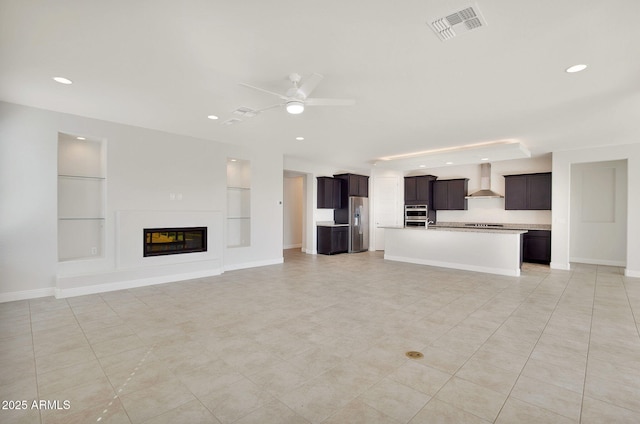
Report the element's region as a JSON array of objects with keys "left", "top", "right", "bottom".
[
  {"left": 317, "top": 221, "right": 349, "bottom": 227},
  {"left": 381, "top": 225, "right": 527, "bottom": 234},
  {"left": 380, "top": 221, "right": 551, "bottom": 234},
  {"left": 433, "top": 222, "right": 551, "bottom": 231},
  {"left": 426, "top": 226, "right": 527, "bottom": 234}
]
